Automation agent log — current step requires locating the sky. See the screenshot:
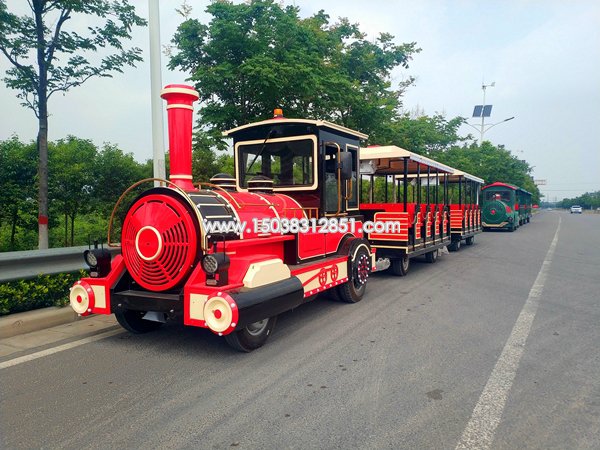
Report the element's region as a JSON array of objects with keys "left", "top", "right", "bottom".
[{"left": 1, "top": 0, "right": 599, "bottom": 202}]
